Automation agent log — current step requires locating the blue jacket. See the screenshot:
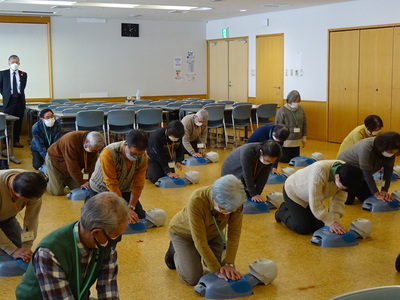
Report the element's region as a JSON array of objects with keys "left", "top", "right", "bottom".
[
  {"left": 247, "top": 125, "right": 275, "bottom": 143},
  {"left": 30, "top": 120, "right": 61, "bottom": 159}
]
